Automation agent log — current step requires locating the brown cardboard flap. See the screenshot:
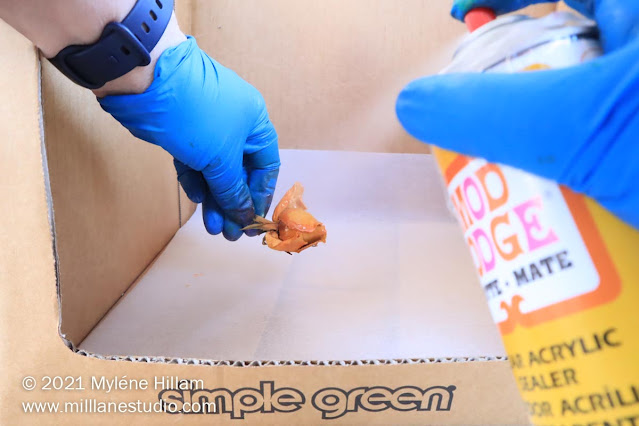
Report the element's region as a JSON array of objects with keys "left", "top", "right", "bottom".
[
  {"left": 0, "top": 18, "right": 61, "bottom": 417},
  {"left": 41, "top": 63, "right": 182, "bottom": 346},
  {"left": 35, "top": 0, "right": 196, "bottom": 347}
]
